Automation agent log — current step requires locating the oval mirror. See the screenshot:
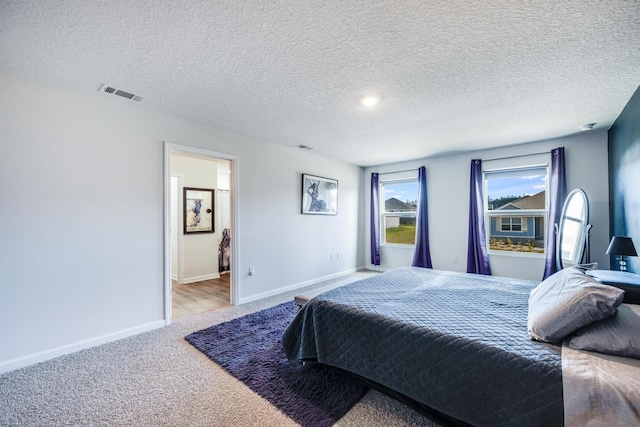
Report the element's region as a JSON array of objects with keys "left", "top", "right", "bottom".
[{"left": 556, "top": 188, "right": 591, "bottom": 270}]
